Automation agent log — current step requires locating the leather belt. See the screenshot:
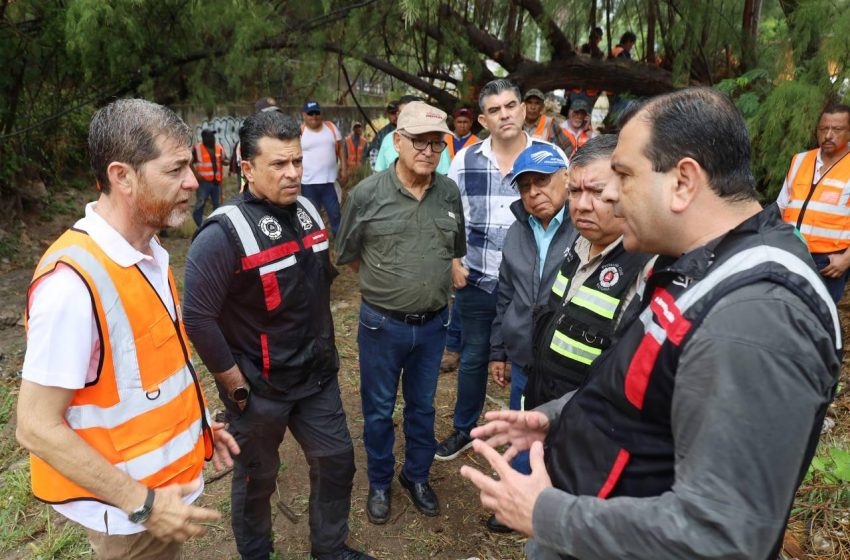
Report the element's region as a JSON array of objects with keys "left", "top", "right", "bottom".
[{"left": 363, "top": 300, "right": 446, "bottom": 326}]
